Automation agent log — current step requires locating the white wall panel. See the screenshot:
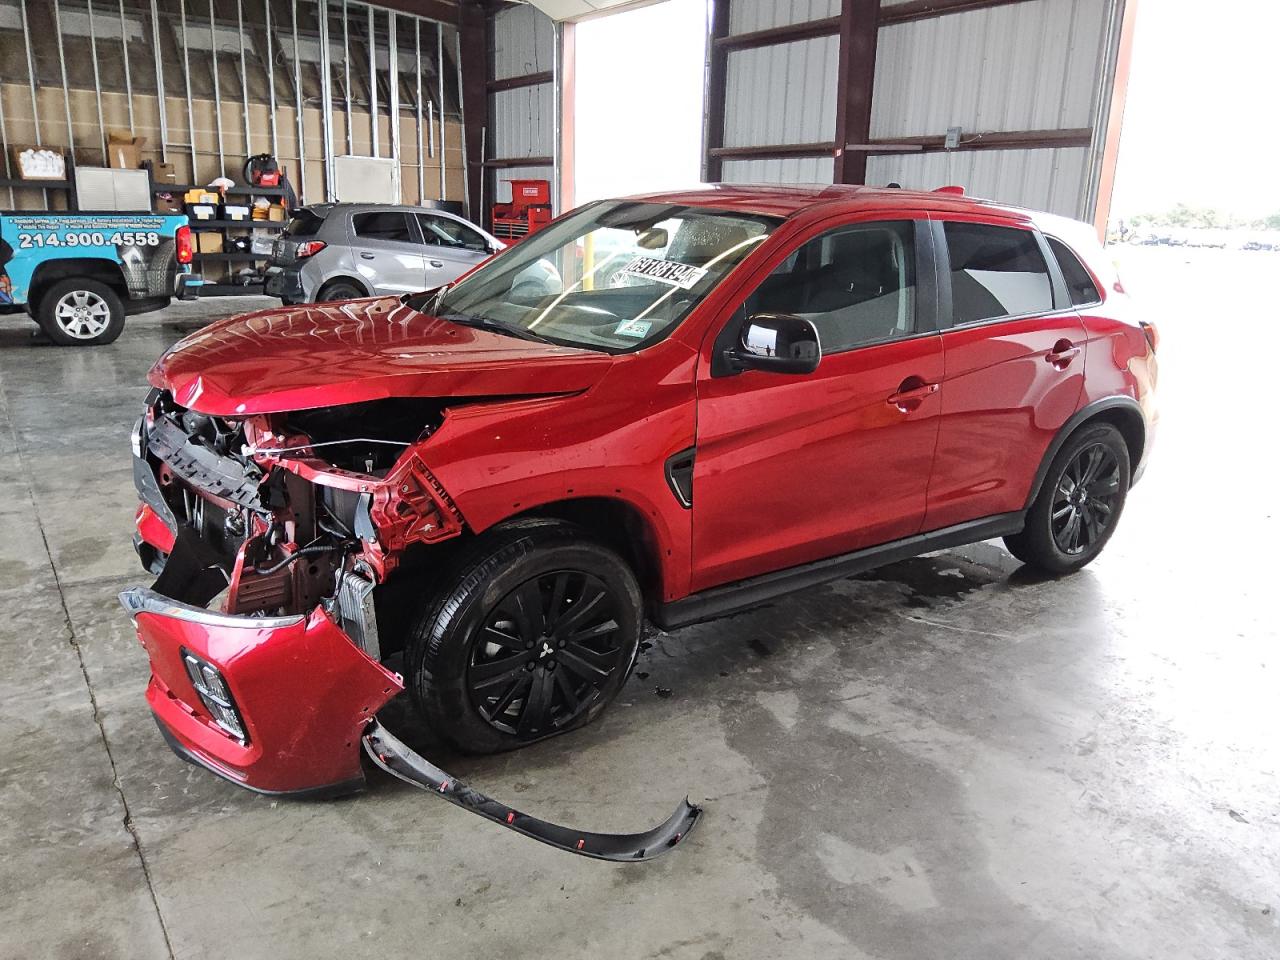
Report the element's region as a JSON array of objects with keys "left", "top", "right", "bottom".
[
  {"left": 490, "top": 83, "right": 554, "bottom": 159},
  {"left": 871, "top": 0, "right": 1111, "bottom": 139},
  {"left": 722, "top": 155, "right": 835, "bottom": 185},
  {"left": 728, "top": 0, "right": 839, "bottom": 34},
  {"left": 492, "top": 3, "right": 555, "bottom": 81},
  {"left": 866, "top": 147, "right": 1091, "bottom": 218},
  {"left": 723, "top": 36, "right": 839, "bottom": 147}
]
